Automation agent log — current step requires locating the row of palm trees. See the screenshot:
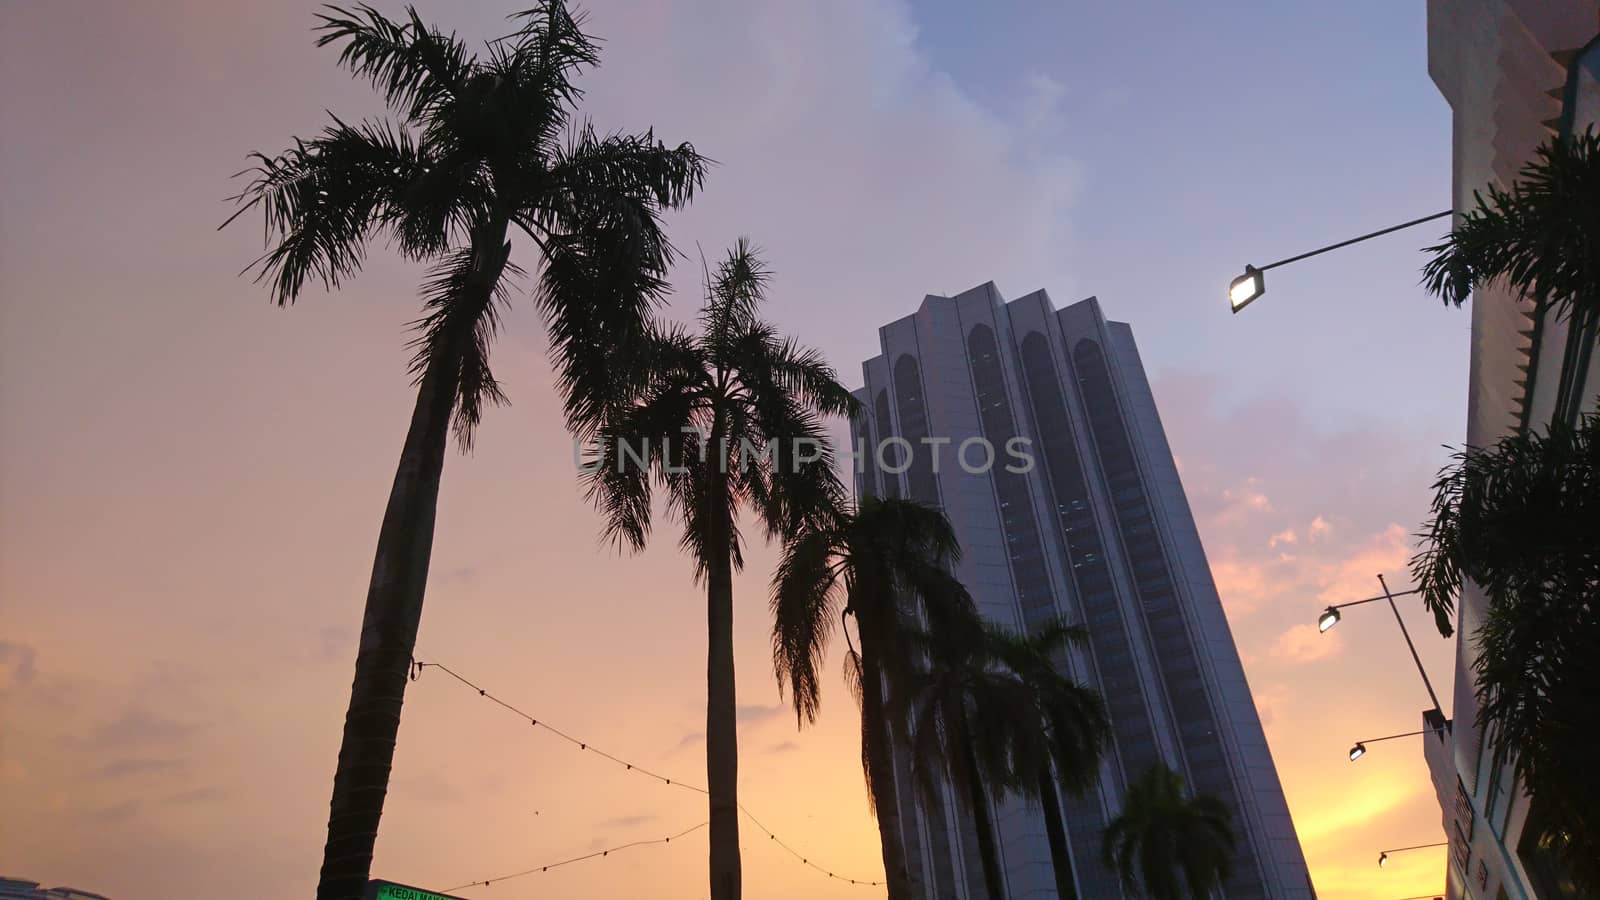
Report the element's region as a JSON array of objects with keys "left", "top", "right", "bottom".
[{"left": 227, "top": 4, "right": 1237, "bottom": 899}]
